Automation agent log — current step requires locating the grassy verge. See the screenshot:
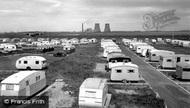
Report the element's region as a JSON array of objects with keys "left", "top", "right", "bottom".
[{"left": 108, "top": 84, "right": 165, "bottom": 108}]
